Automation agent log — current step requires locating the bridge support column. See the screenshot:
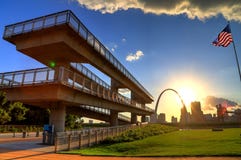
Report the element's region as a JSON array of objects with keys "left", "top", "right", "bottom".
[
  {"left": 131, "top": 113, "right": 137, "bottom": 124},
  {"left": 110, "top": 110, "right": 118, "bottom": 126},
  {"left": 49, "top": 103, "right": 66, "bottom": 132},
  {"left": 141, "top": 115, "right": 147, "bottom": 123},
  {"left": 111, "top": 79, "right": 123, "bottom": 91}
]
